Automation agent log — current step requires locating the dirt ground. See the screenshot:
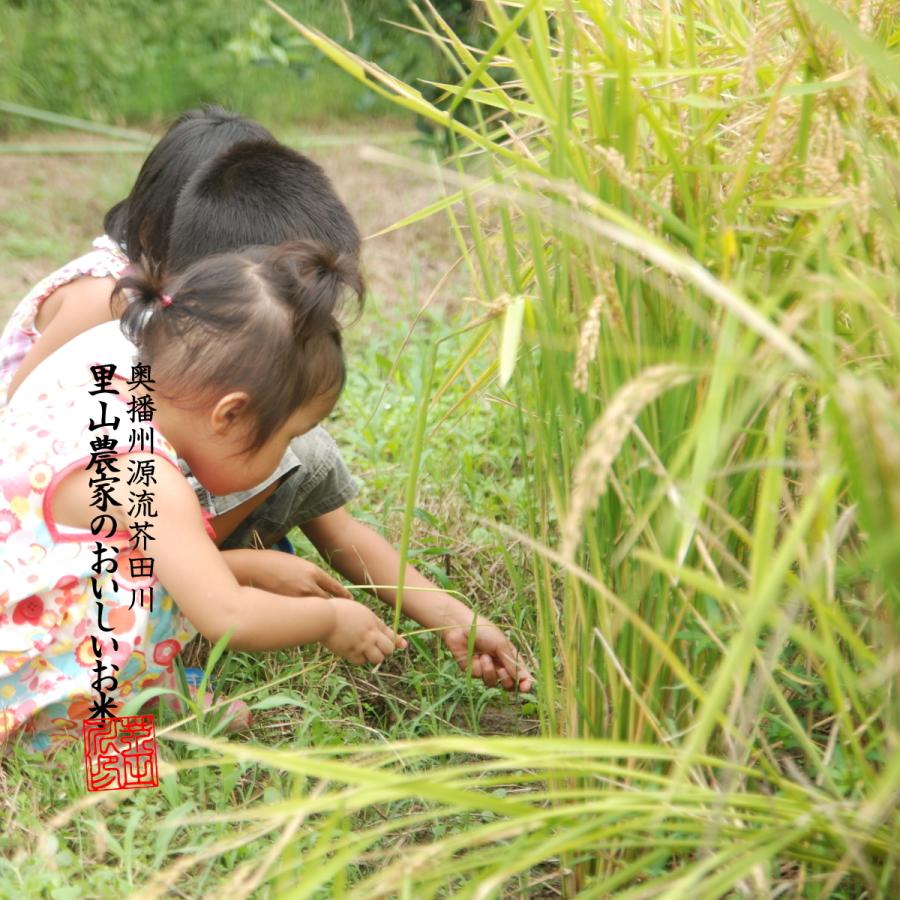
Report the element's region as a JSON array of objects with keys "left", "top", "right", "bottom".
[{"left": 0, "top": 122, "right": 465, "bottom": 325}]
